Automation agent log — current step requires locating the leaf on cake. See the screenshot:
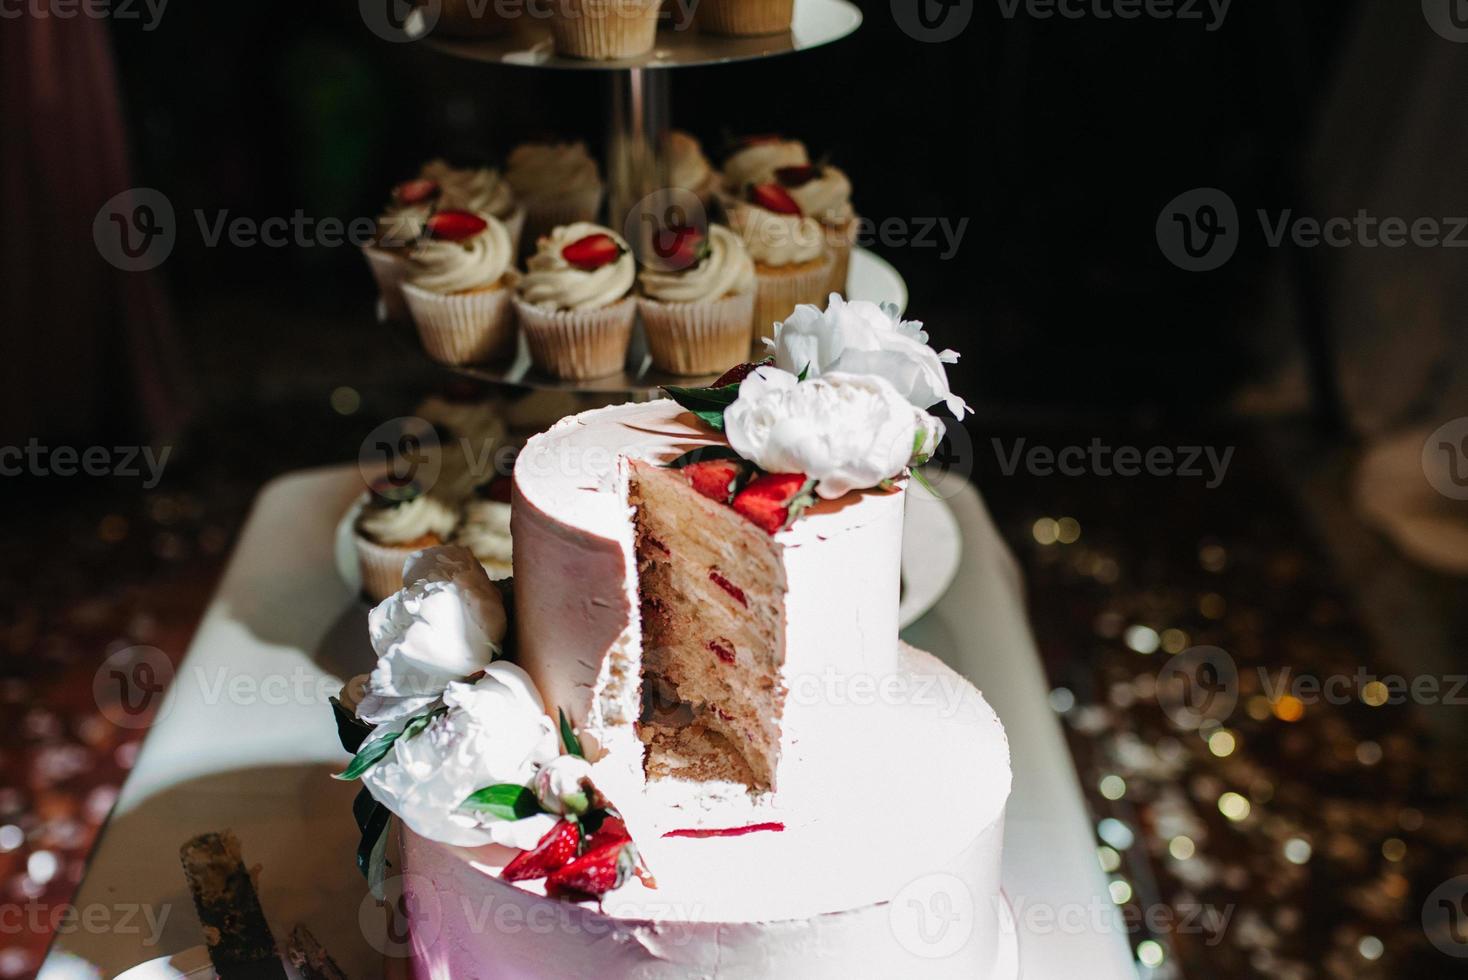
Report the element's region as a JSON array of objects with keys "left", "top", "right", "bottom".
[{"left": 460, "top": 783, "right": 544, "bottom": 821}]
